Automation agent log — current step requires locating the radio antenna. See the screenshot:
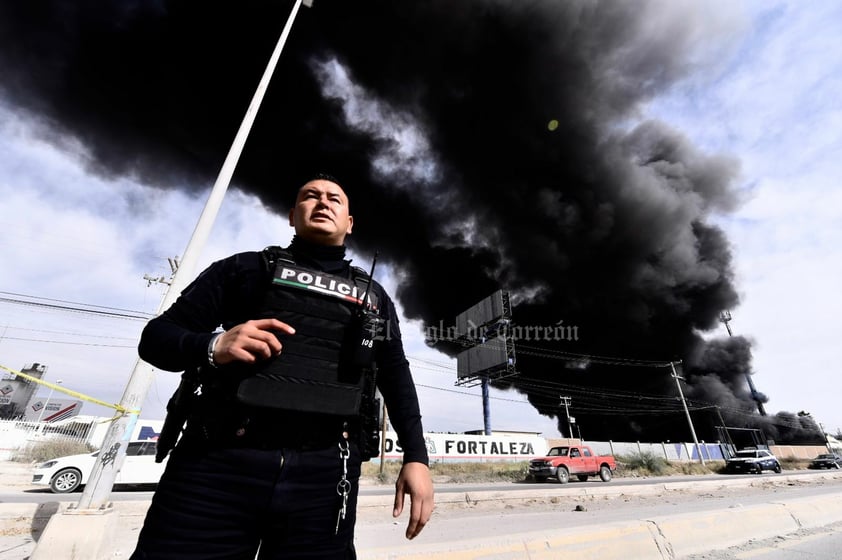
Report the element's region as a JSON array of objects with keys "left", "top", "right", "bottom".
[{"left": 359, "top": 251, "right": 379, "bottom": 309}]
